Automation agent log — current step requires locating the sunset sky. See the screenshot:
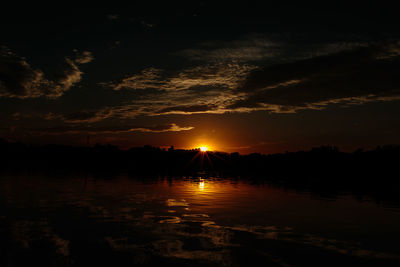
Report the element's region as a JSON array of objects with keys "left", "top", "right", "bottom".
[{"left": 1, "top": 2, "right": 400, "bottom": 154}]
